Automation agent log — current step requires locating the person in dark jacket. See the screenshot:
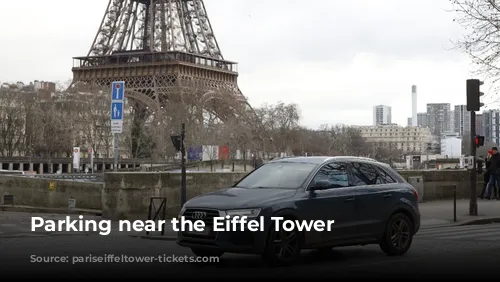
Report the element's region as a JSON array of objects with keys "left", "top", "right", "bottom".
[
  {"left": 486, "top": 147, "right": 500, "bottom": 199},
  {"left": 479, "top": 151, "right": 494, "bottom": 199}
]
